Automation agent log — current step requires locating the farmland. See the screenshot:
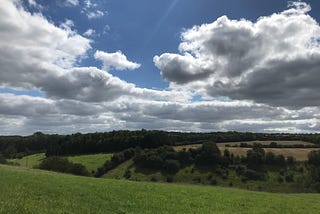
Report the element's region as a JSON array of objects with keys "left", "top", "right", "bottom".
[
  {"left": 175, "top": 141, "right": 320, "bottom": 161},
  {"left": 1, "top": 164, "right": 320, "bottom": 214}
]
